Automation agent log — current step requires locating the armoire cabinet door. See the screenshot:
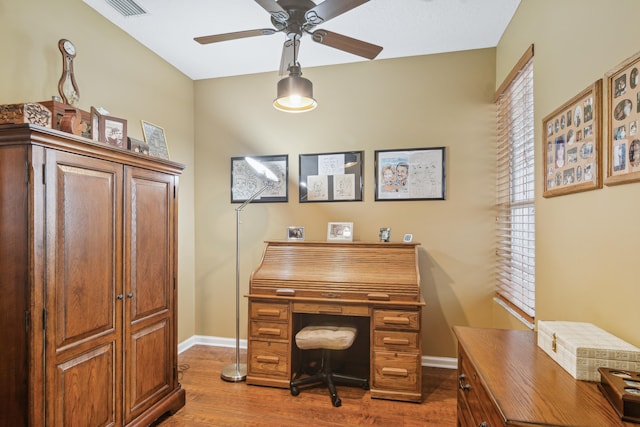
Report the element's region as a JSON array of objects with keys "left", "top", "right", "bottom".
[
  {"left": 44, "top": 149, "right": 123, "bottom": 427},
  {"left": 123, "top": 167, "right": 176, "bottom": 423}
]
